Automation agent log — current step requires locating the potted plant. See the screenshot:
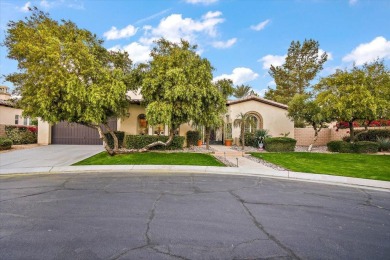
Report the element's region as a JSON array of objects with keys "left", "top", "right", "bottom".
[
  {"left": 225, "top": 139, "right": 233, "bottom": 146},
  {"left": 197, "top": 139, "right": 203, "bottom": 146}
]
